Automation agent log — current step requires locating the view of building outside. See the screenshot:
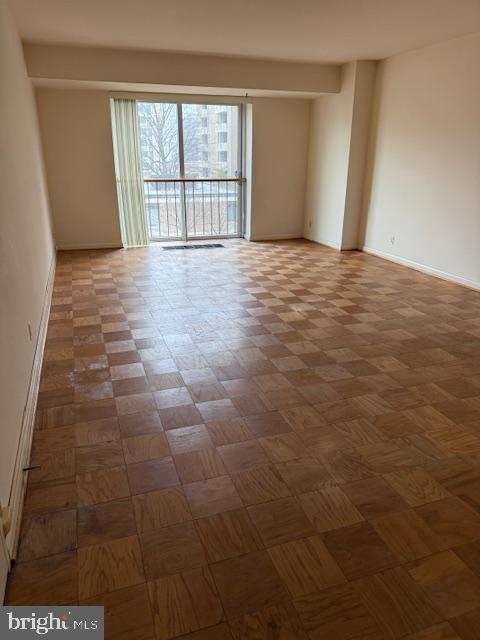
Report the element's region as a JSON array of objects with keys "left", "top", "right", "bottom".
[{"left": 137, "top": 102, "right": 241, "bottom": 239}]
